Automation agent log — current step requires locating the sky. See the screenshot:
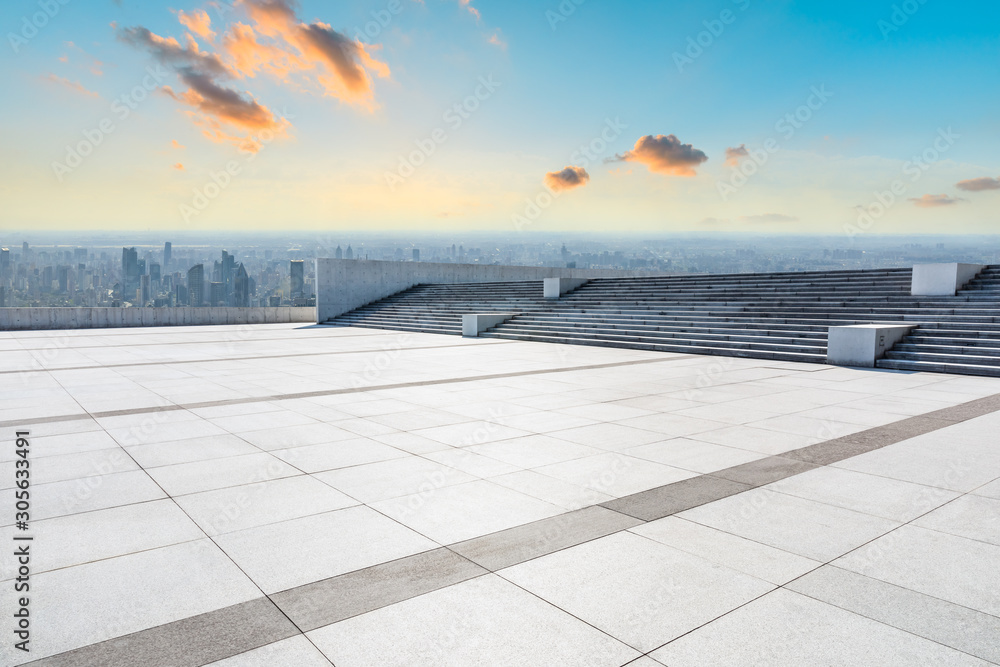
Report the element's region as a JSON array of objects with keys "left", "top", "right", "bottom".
[{"left": 0, "top": 0, "right": 998, "bottom": 235}]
